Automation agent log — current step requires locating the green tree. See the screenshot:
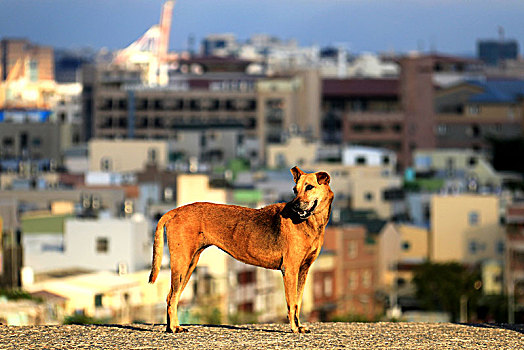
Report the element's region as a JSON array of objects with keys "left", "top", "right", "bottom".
[{"left": 412, "top": 262, "right": 482, "bottom": 322}]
